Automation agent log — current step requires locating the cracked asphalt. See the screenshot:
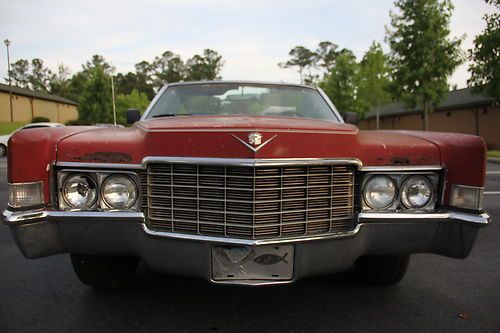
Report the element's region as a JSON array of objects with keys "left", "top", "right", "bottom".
[{"left": 0, "top": 159, "right": 498, "bottom": 332}]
